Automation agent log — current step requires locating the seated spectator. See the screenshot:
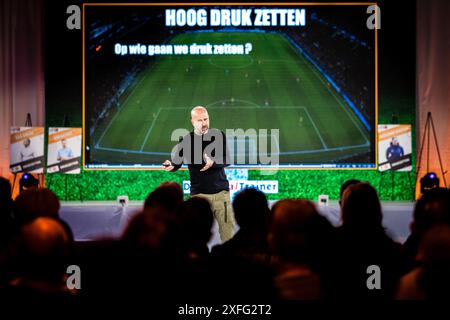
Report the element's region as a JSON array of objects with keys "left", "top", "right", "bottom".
[
  {"left": 180, "top": 189, "right": 276, "bottom": 302},
  {"left": 7, "top": 217, "right": 75, "bottom": 304},
  {"left": 396, "top": 225, "right": 450, "bottom": 300},
  {"left": 333, "top": 182, "right": 403, "bottom": 300},
  {"left": 339, "top": 179, "right": 360, "bottom": 207},
  {"left": 177, "top": 197, "right": 214, "bottom": 260},
  {"left": 12, "top": 187, "right": 73, "bottom": 241},
  {"left": 13, "top": 187, "right": 60, "bottom": 224},
  {"left": 269, "top": 199, "right": 334, "bottom": 300},
  {"left": 211, "top": 188, "right": 271, "bottom": 265},
  {"left": 0, "top": 177, "right": 17, "bottom": 249},
  {"left": 122, "top": 207, "right": 184, "bottom": 257},
  {"left": 402, "top": 188, "right": 450, "bottom": 271},
  {"left": 73, "top": 207, "right": 189, "bottom": 305},
  {"left": 143, "top": 181, "right": 183, "bottom": 213}
]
